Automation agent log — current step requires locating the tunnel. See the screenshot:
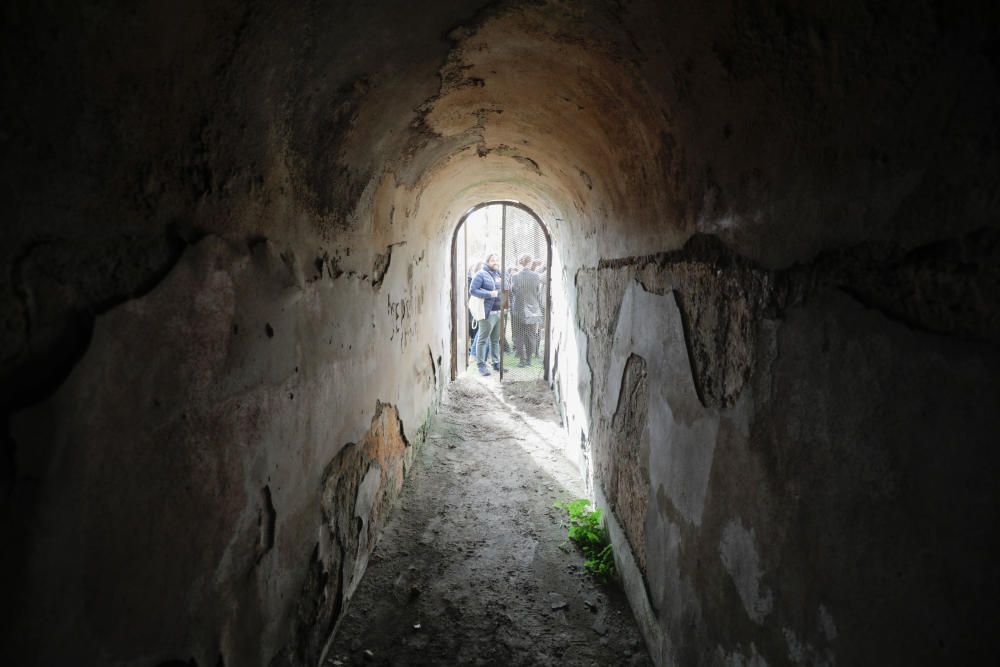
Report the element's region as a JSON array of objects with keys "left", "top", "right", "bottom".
[{"left": 2, "top": 1, "right": 999, "bottom": 665}]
